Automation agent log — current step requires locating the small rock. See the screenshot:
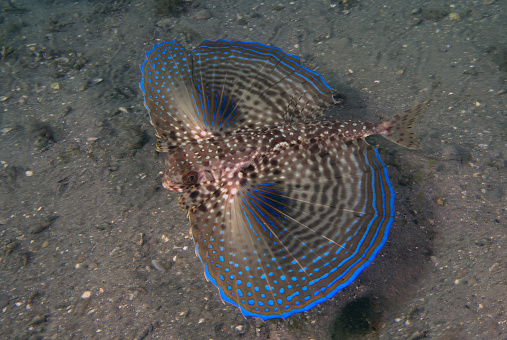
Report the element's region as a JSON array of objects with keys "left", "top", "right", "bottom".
[
  {"left": 151, "top": 259, "right": 172, "bottom": 272},
  {"left": 89, "top": 77, "right": 103, "bottom": 84},
  {"left": 60, "top": 106, "right": 72, "bottom": 117},
  {"left": 424, "top": 8, "right": 448, "bottom": 21},
  {"left": 136, "top": 233, "right": 144, "bottom": 246},
  {"left": 133, "top": 323, "right": 153, "bottom": 340},
  {"left": 412, "top": 17, "right": 423, "bottom": 25},
  {"left": 407, "top": 307, "right": 419, "bottom": 318},
  {"left": 73, "top": 59, "right": 87, "bottom": 70},
  {"left": 18, "top": 252, "right": 30, "bottom": 266},
  {"left": 489, "top": 158, "right": 505, "bottom": 169},
  {"left": 407, "top": 330, "right": 426, "bottom": 340},
  {"left": 30, "top": 121, "right": 54, "bottom": 150},
  {"left": 3, "top": 240, "right": 18, "bottom": 255},
  {"left": 95, "top": 222, "right": 112, "bottom": 231},
  {"left": 151, "top": 260, "right": 165, "bottom": 272},
  {"left": 156, "top": 18, "right": 175, "bottom": 28},
  {"left": 474, "top": 238, "right": 492, "bottom": 247},
  {"left": 193, "top": 9, "right": 211, "bottom": 20},
  {"left": 26, "top": 314, "right": 47, "bottom": 327},
  {"left": 74, "top": 293, "right": 91, "bottom": 316},
  {"left": 448, "top": 12, "right": 461, "bottom": 21},
  {"left": 29, "top": 219, "right": 54, "bottom": 234},
  {"left": 237, "top": 15, "right": 248, "bottom": 25}
]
